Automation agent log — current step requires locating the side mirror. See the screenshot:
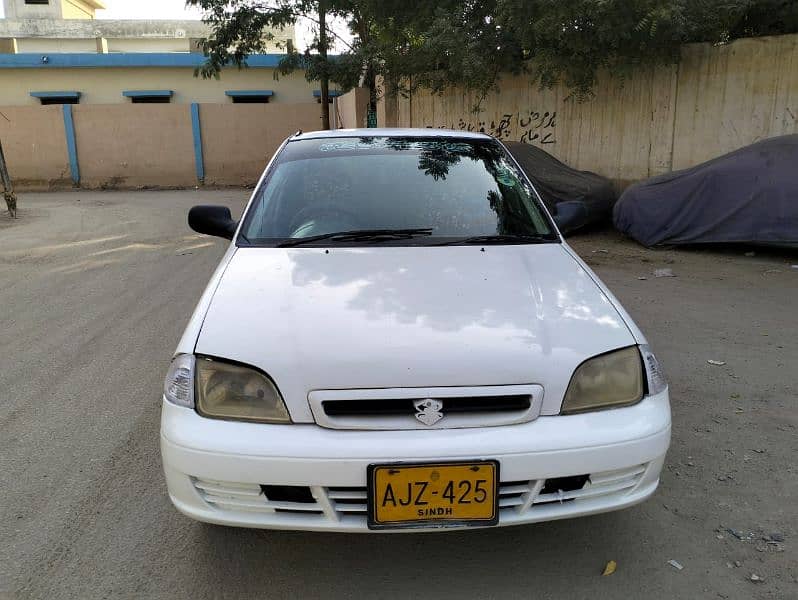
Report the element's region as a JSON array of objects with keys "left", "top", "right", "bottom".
[
  {"left": 188, "top": 205, "right": 237, "bottom": 240},
  {"left": 553, "top": 201, "right": 588, "bottom": 234}
]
